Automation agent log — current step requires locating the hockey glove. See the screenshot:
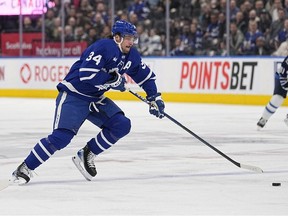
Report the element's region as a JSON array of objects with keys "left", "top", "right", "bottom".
[
  {"left": 147, "top": 93, "right": 165, "bottom": 119},
  {"left": 107, "top": 72, "right": 126, "bottom": 92}
]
